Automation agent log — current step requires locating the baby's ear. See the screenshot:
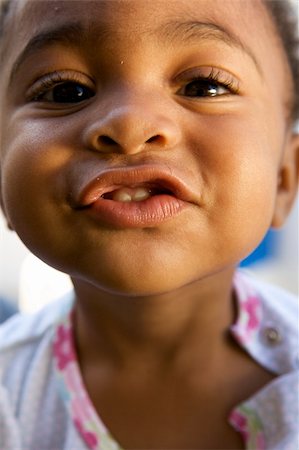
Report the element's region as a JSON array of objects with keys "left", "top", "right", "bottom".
[{"left": 271, "top": 132, "right": 299, "bottom": 228}]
